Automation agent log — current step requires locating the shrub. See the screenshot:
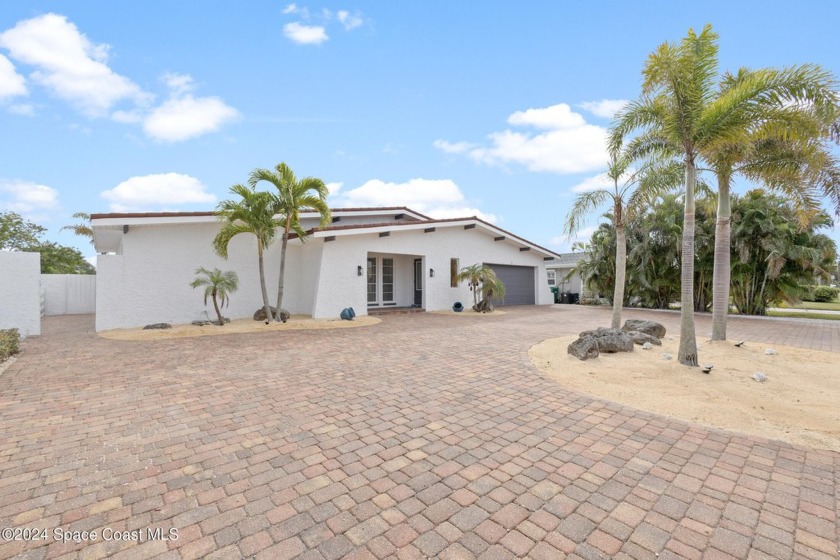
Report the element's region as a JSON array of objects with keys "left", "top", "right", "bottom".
[
  {"left": 813, "top": 285, "right": 840, "bottom": 303},
  {"left": 0, "top": 329, "right": 21, "bottom": 362}
]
